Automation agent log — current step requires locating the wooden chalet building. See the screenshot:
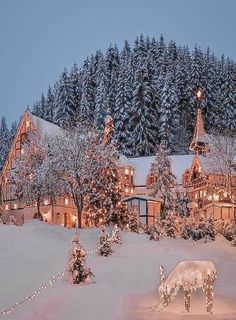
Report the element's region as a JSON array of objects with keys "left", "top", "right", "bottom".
[
  {"left": 0, "top": 108, "right": 235, "bottom": 227},
  {"left": 183, "top": 109, "right": 236, "bottom": 220}
]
